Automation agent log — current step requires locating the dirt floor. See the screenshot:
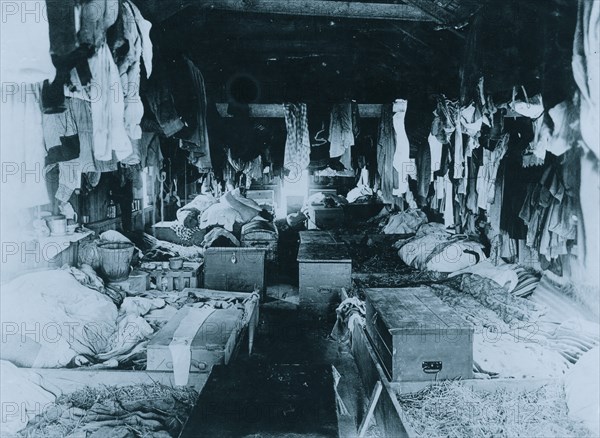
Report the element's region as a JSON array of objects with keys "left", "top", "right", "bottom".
[{"left": 222, "top": 224, "right": 383, "bottom": 437}]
